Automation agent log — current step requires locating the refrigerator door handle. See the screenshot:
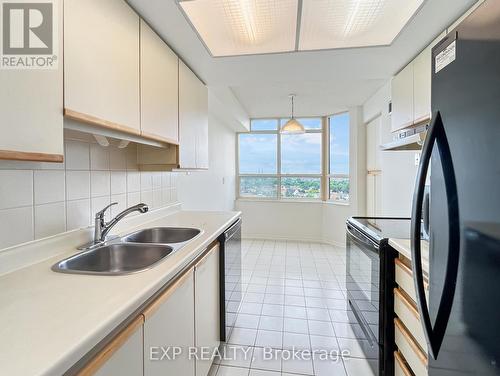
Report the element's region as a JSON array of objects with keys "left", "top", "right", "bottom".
[{"left": 411, "top": 111, "right": 460, "bottom": 360}]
